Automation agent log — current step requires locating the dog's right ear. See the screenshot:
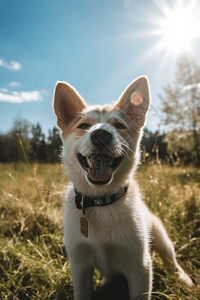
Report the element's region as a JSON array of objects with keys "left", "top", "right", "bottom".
[{"left": 53, "top": 82, "right": 87, "bottom": 130}]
